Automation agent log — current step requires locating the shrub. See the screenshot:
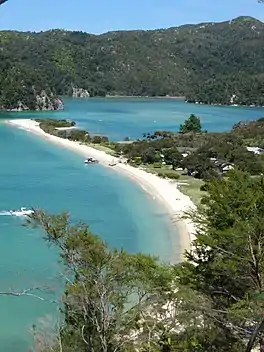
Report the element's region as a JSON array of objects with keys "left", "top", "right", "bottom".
[
  {"left": 200, "top": 183, "right": 209, "bottom": 191},
  {"left": 166, "top": 172, "right": 180, "bottom": 180},
  {"left": 158, "top": 172, "right": 166, "bottom": 178},
  {"left": 101, "top": 136, "right": 109, "bottom": 144},
  {"left": 153, "top": 162, "right": 162, "bottom": 168},
  {"left": 37, "top": 118, "right": 75, "bottom": 128},
  {"left": 158, "top": 171, "right": 180, "bottom": 179},
  {"left": 92, "top": 136, "right": 102, "bottom": 144}
]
